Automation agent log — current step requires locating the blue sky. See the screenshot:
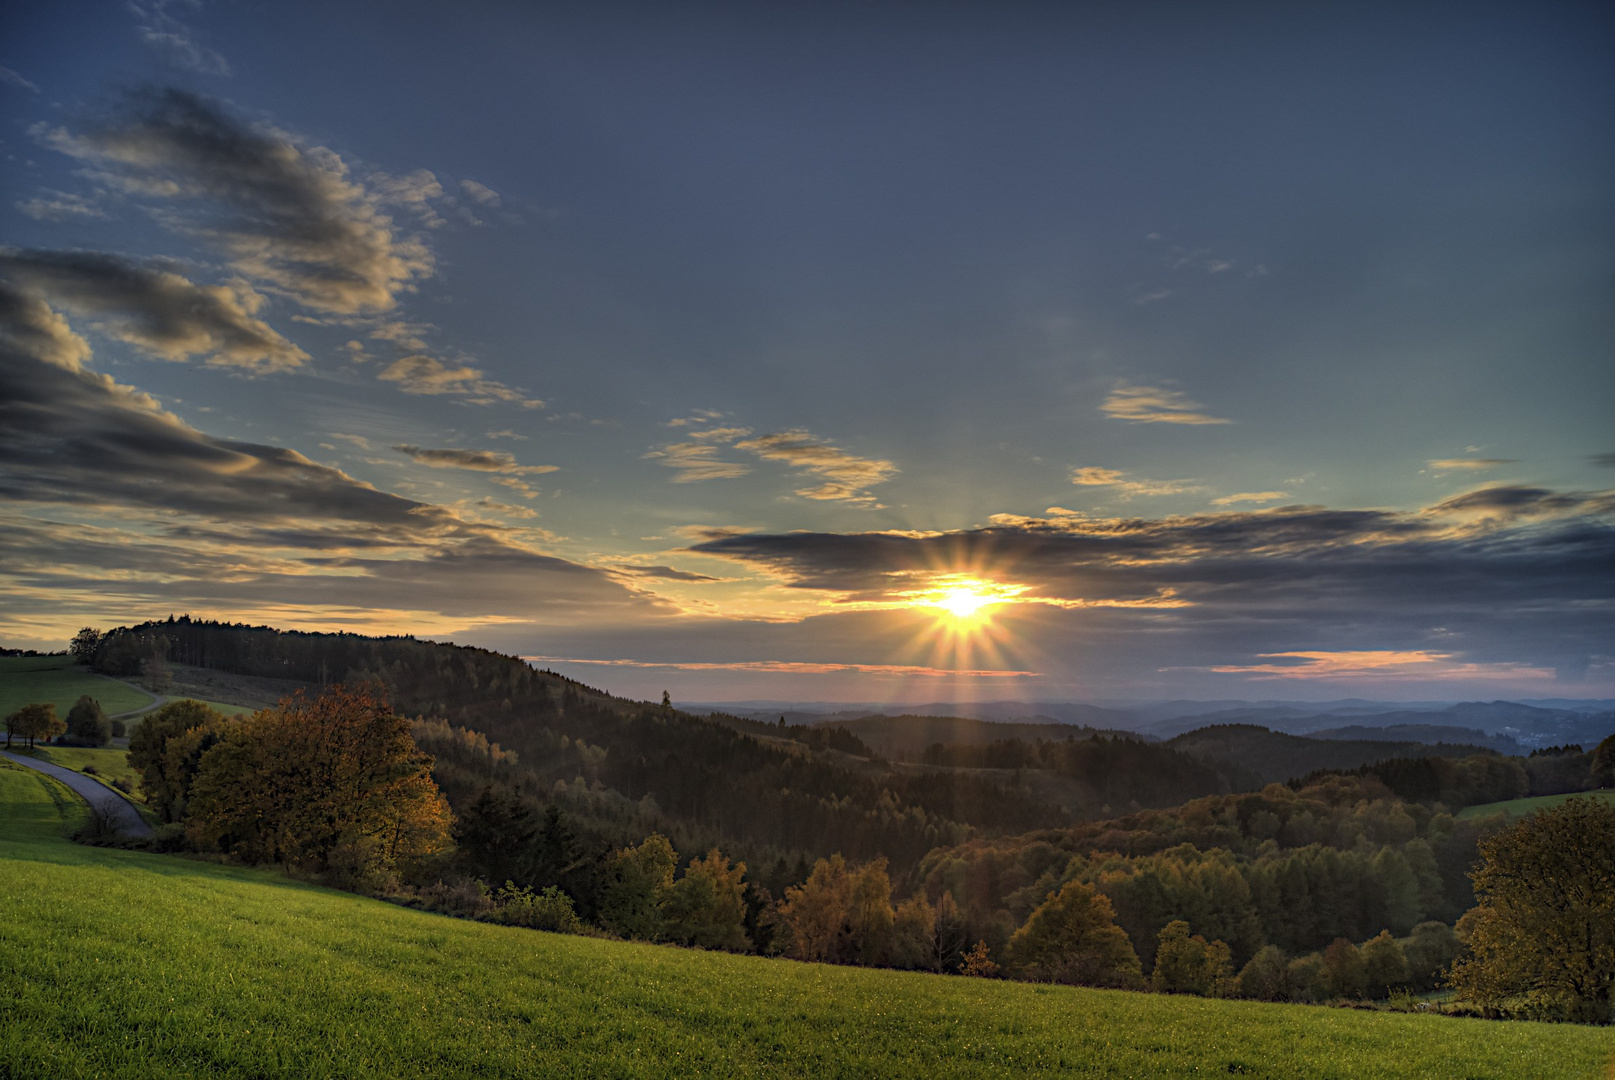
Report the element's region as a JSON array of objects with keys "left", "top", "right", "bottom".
[{"left": 1, "top": 1, "right": 1611, "bottom": 701}]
